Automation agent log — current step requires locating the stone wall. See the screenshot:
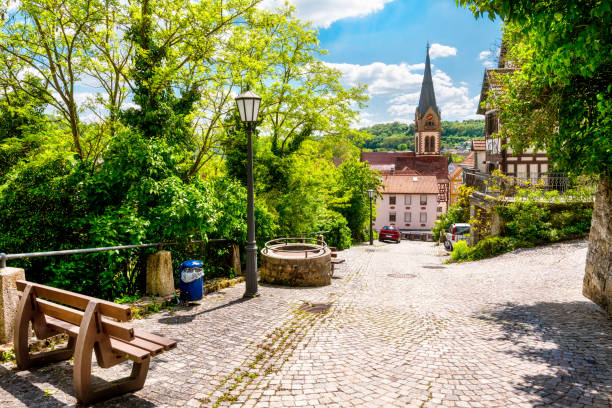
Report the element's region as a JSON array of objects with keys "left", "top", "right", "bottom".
[{"left": 583, "top": 177, "right": 612, "bottom": 316}]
